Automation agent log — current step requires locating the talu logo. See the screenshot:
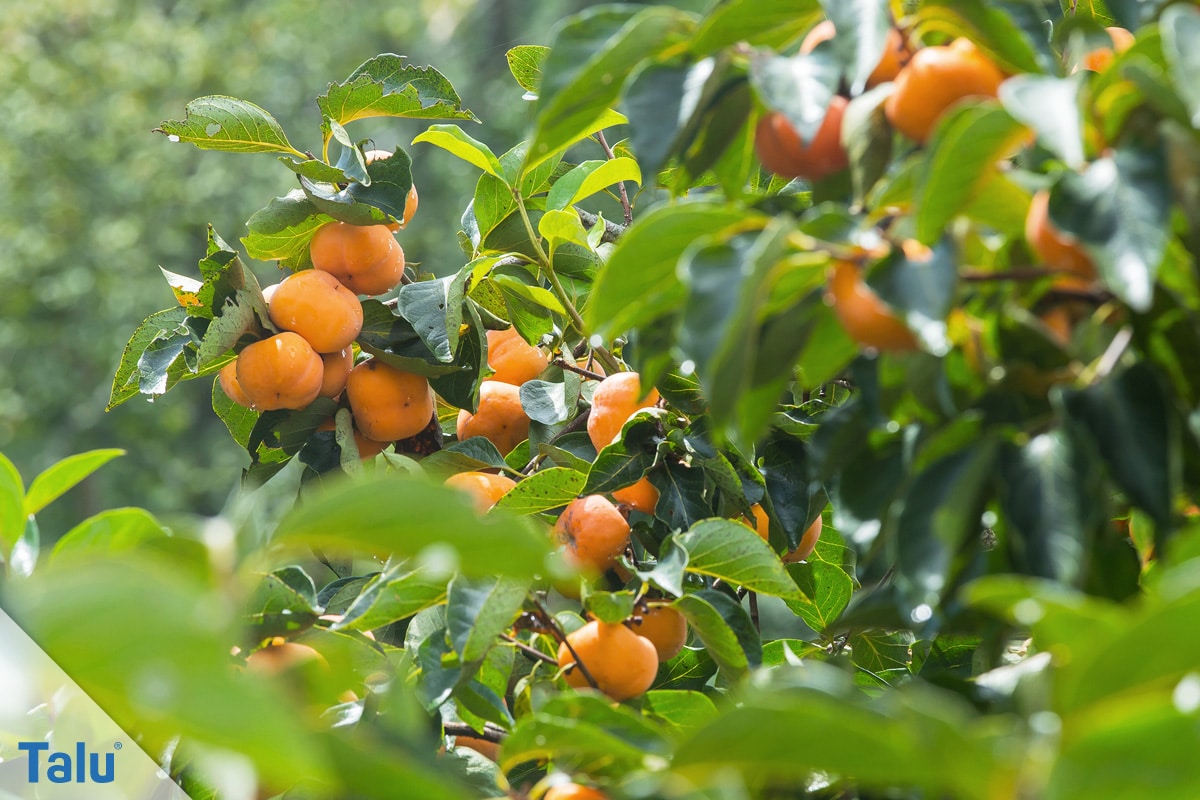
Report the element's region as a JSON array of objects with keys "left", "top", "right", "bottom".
[{"left": 17, "top": 741, "right": 118, "bottom": 784}]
